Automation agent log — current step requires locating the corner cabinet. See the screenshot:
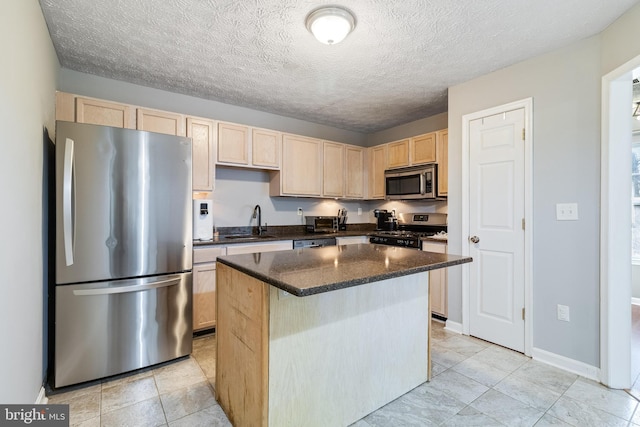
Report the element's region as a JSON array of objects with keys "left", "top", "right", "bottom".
[
  {"left": 344, "top": 145, "right": 365, "bottom": 199},
  {"left": 271, "top": 134, "right": 323, "bottom": 197},
  {"left": 367, "top": 145, "right": 387, "bottom": 199},
  {"left": 323, "top": 141, "right": 345, "bottom": 197}
]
